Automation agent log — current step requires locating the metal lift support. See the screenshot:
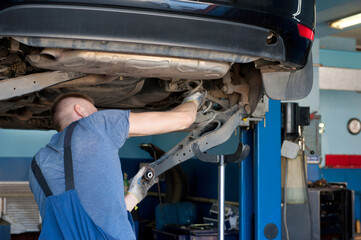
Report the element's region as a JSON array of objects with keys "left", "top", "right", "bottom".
[{"left": 240, "top": 99, "right": 281, "bottom": 240}]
